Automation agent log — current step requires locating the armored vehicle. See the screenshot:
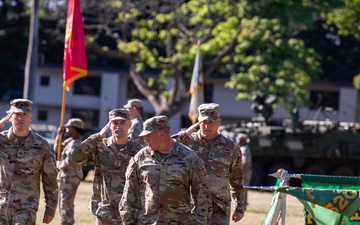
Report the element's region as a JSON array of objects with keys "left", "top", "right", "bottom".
[
  {"left": 221, "top": 93, "right": 360, "bottom": 186},
  {"left": 221, "top": 120, "right": 360, "bottom": 186}
]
